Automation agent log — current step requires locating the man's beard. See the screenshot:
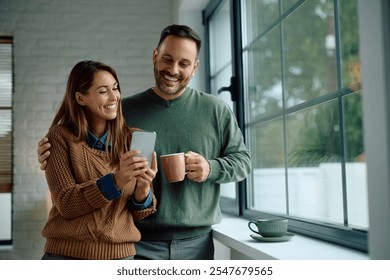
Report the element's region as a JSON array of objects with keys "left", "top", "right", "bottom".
[{"left": 154, "top": 66, "right": 187, "bottom": 96}]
